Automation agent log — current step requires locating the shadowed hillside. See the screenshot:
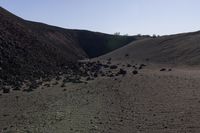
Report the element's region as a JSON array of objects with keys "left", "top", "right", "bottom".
[
  {"left": 71, "top": 30, "right": 138, "bottom": 58},
  {"left": 24, "top": 20, "right": 140, "bottom": 58}
]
